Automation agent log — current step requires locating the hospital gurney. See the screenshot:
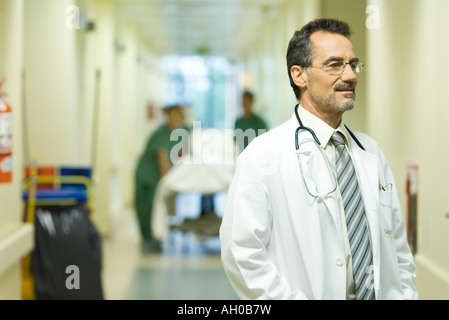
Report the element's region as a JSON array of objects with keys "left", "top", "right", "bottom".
[
  {"left": 152, "top": 161, "right": 234, "bottom": 241},
  {"left": 151, "top": 129, "right": 237, "bottom": 241}
]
